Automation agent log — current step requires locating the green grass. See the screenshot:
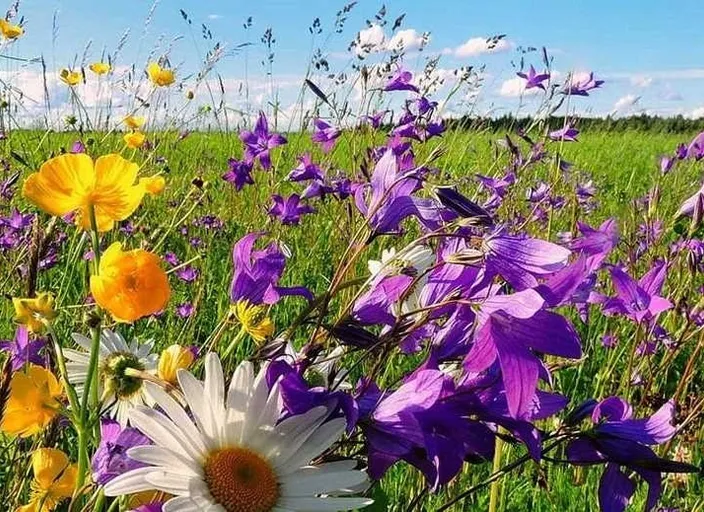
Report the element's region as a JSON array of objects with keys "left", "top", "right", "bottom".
[{"left": 1, "top": 128, "right": 703, "bottom": 511}]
